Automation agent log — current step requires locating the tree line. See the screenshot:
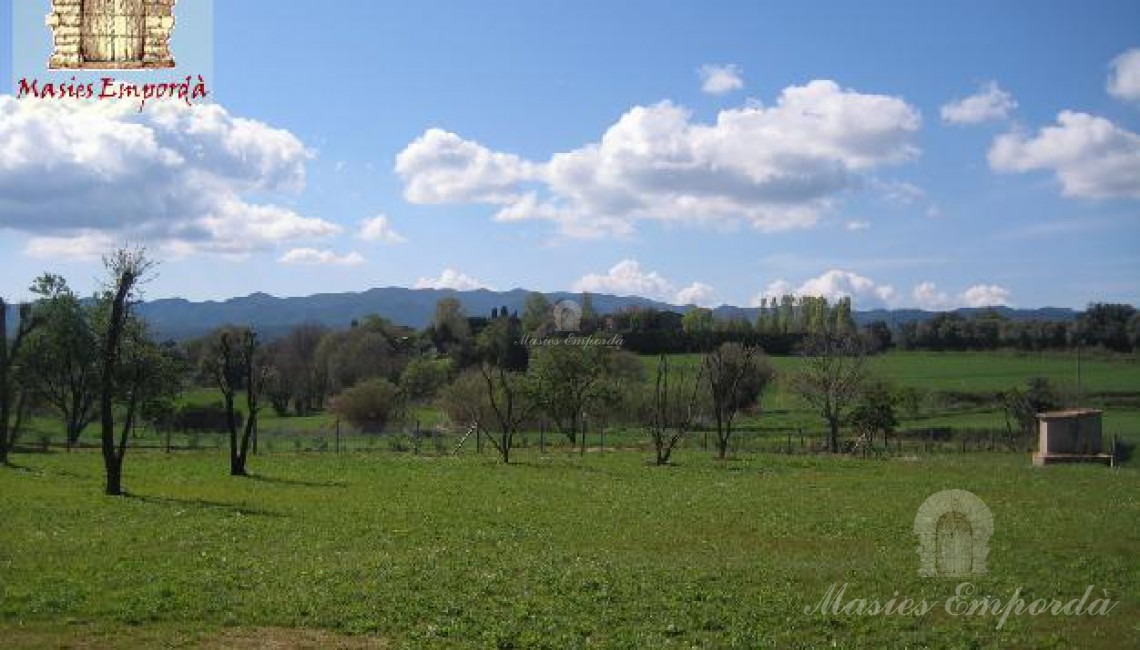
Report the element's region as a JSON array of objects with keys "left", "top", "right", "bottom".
[{"left": 1, "top": 249, "right": 1125, "bottom": 493}]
